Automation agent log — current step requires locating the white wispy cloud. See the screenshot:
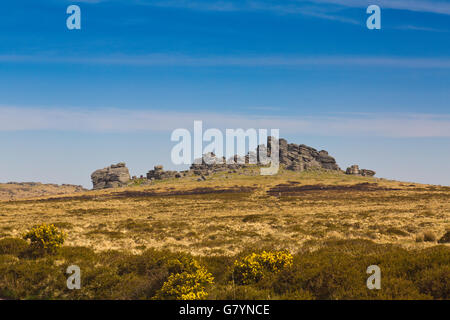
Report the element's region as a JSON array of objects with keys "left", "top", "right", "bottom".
[
  {"left": 85, "top": 0, "right": 450, "bottom": 16},
  {"left": 2, "top": 106, "right": 450, "bottom": 138},
  {"left": 143, "top": 0, "right": 360, "bottom": 23},
  {"left": 68, "top": 0, "right": 450, "bottom": 27},
  {"left": 1, "top": 54, "right": 450, "bottom": 68},
  {"left": 311, "top": 0, "right": 450, "bottom": 15}
]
